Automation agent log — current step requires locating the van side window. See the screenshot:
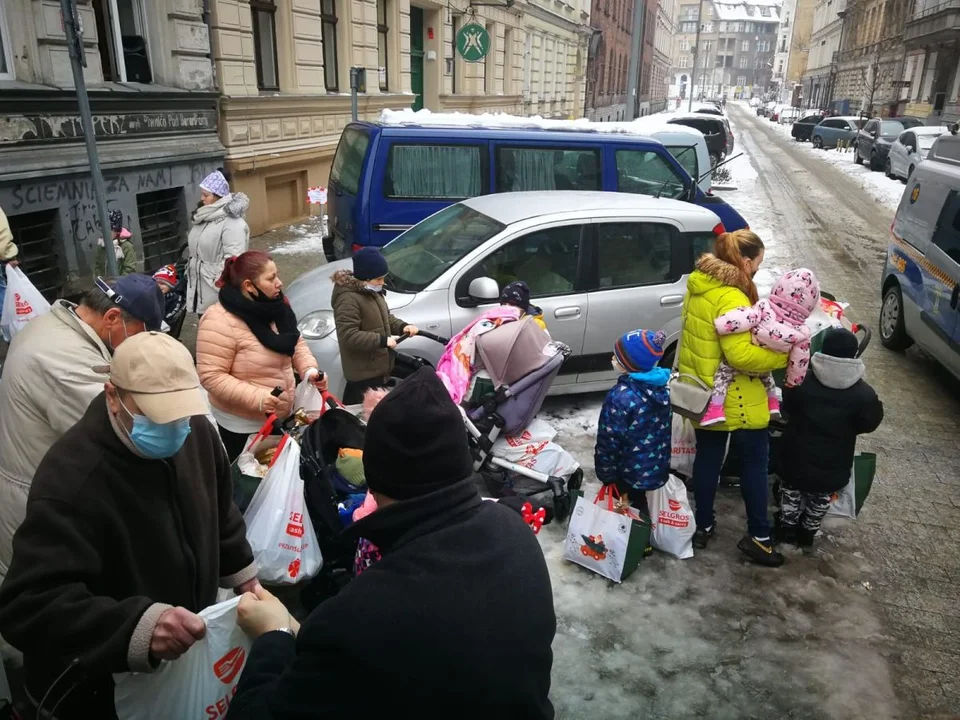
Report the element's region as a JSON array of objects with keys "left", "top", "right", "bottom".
[
  {"left": 596, "top": 223, "right": 677, "bottom": 289},
  {"left": 933, "top": 191, "right": 960, "bottom": 264},
  {"left": 496, "top": 147, "right": 601, "bottom": 192},
  {"left": 666, "top": 146, "right": 699, "bottom": 184},
  {"left": 385, "top": 144, "right": 483, "bottom": 199},
  {"left": 330, "top": 128, "right": 370, "bottom": 195},
  {"left": 615, "top": 150, "right": 687, "bottom": 199}
]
